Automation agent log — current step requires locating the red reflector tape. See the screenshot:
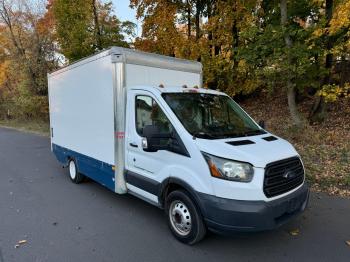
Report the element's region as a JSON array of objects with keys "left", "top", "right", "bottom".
[{"left": 115, "top": 131, "right": 125, "bottom": 139}]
